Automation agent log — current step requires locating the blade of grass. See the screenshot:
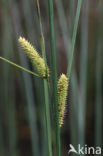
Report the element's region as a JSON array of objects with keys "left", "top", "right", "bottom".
[
  {"left": 47, "top": 0, "right": 60, "bottom": 156},
  {"left": 0, "top": 57, "right": 40, "bottom": 78},
  {"left": 40, "top": 37, "right": 52, "bottom": 156},
  {"left": 64, "top": 0, "right": 82, "bottom": 150},
  {"left": 66, "top": 0, "right": 82, "bottom": 152},
  {"left": 54, "top": 0, "right": 79, "bottom": 150},
  {"left": 67, "top": 0, "right": 82, "bottom": 78},
  {"left": 40, "top": 103, "right": 48, "bottom": 156},
  {"left": 66, "top": 0, "right": 82, "bottom": 147},
  {"left": 36, "top": 1, "right": 52, "bottom": 156}
]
